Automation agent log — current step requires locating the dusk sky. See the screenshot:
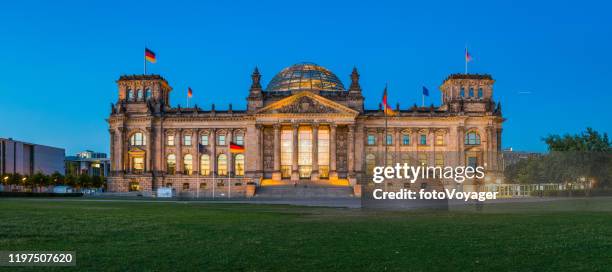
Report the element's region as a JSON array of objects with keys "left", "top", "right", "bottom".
[{"left": 1, "top": 0, "right": 610, "bottom": 155}]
